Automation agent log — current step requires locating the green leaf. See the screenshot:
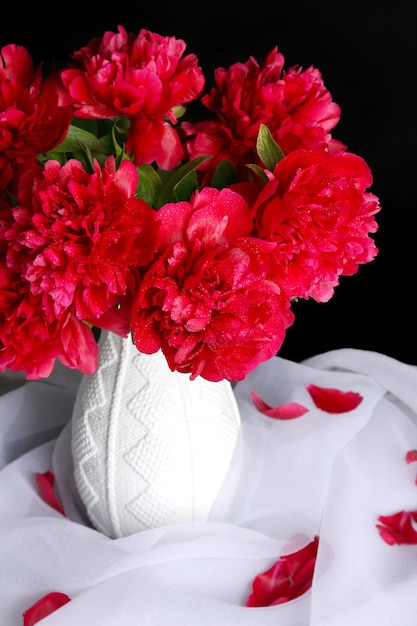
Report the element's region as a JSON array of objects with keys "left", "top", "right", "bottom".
[
  {"left": 52, "top": 124, "right": 108, "bottom": 155},
  {"left": 37, "top": 151, "right": 67, "bottom": 166},
  {"left": 174, "top": 170, "right": 199, "bottom": 201},
  {"left": 256, "top": 124, "right": 285, "bottom": 171},
  {"left": 98, "top": 133, "right": 116, "bottom": 156},
  {"left": 171, "top": 105, "right": 186, "bottom": 119},
  {"left": 211, "top": 159, "right": 239, "bottom": 189},
  {"left": 156, "top": 156, "right": 211, "bottom": 209},
  {"left": 111, "top": 125, "right": 125, "bottom": 167},
  {"left": 136, "top": 164, "right": 163, "bottom": 207},
  {"left": 246, "top": 163, "right": 270, "bottom": 182}
]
